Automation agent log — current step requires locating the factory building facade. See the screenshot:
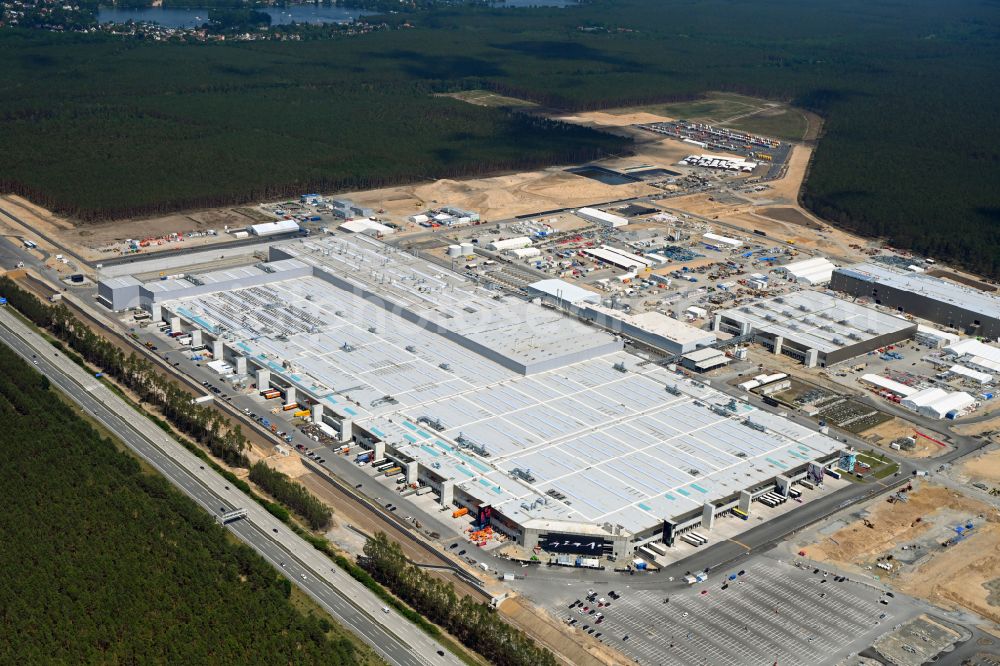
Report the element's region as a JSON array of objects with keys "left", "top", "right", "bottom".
[
  {"left": 831, "top": 263, "right": 1000, "bottom": 339},
  {"left": 716, "top": 291, "right": 916, "bottom": 367}
]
